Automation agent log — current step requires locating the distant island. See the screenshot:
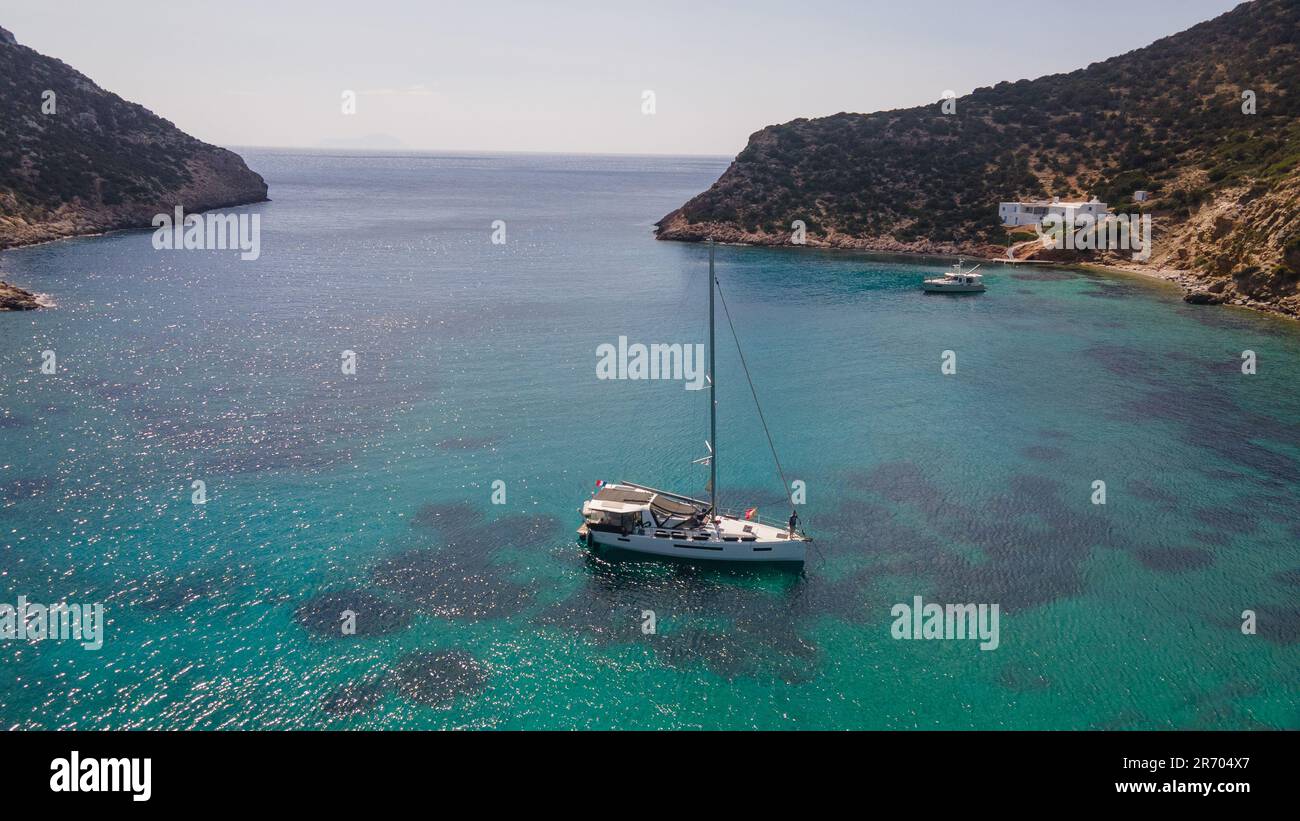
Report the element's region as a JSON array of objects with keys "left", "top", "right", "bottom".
[
  {"left": 0, "top": 25, "right": 268, "bottom": 259},
  {"left": 657, "top": 0, "right": 1299, "bottom": 319}
]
